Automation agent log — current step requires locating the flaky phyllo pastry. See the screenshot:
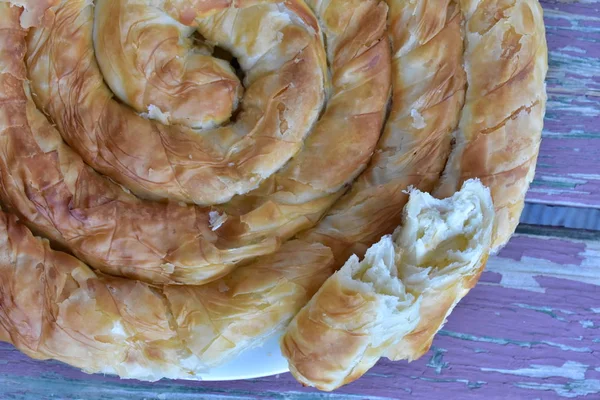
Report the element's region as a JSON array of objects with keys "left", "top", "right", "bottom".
[
  {"left": 0, "top": 0, "right": 546, "bottom": 389},
  {"left": 282, "top": 180, "right": 494, "bottom": 390}
]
